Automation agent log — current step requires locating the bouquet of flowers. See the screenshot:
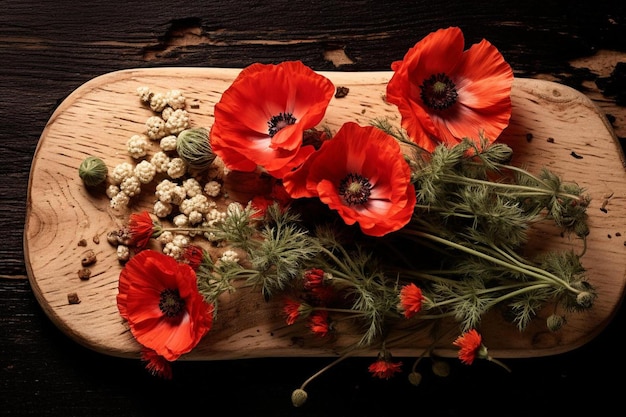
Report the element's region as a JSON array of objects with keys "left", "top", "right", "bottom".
[{"left": 80, "top": 27, "right": 595, "bottom": 407}]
